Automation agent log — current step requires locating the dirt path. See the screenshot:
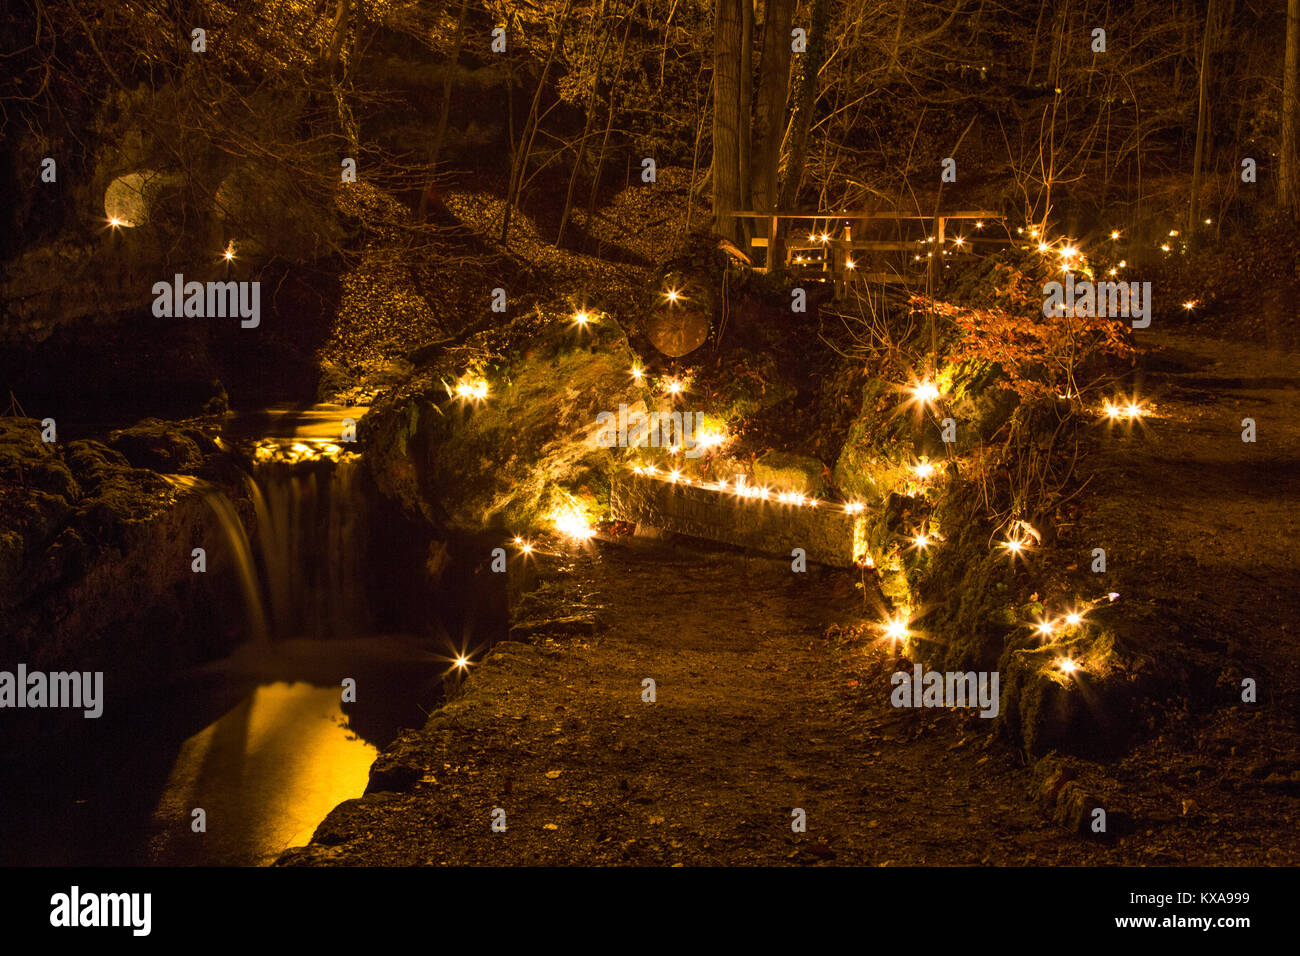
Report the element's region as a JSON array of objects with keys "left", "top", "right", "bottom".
[
  {"left": 1058, "top": 330, "right": 1300, "bottom": 863},
  {"left": 278, "top": 331, "right": 1299, "bottom": 867}
]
